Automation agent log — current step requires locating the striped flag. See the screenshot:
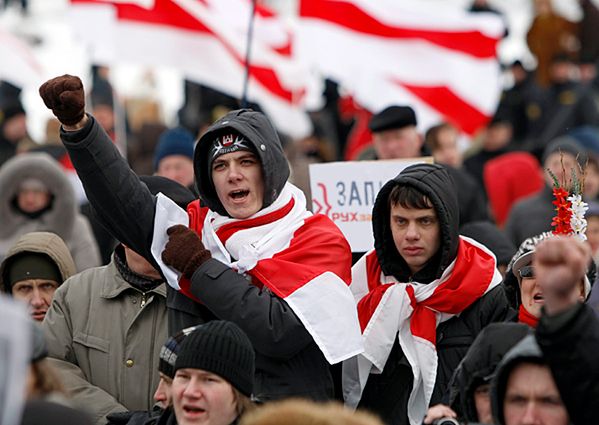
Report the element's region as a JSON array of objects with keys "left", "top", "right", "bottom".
[
  {"left": 0, "top": 28, "right": 42, "bottom": 89},
  {"left": 69, "top": 0, "right": 319, "bottom": 138},
  {"left": 298, "top": 0, "right": 505, "bottom": 147}
]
